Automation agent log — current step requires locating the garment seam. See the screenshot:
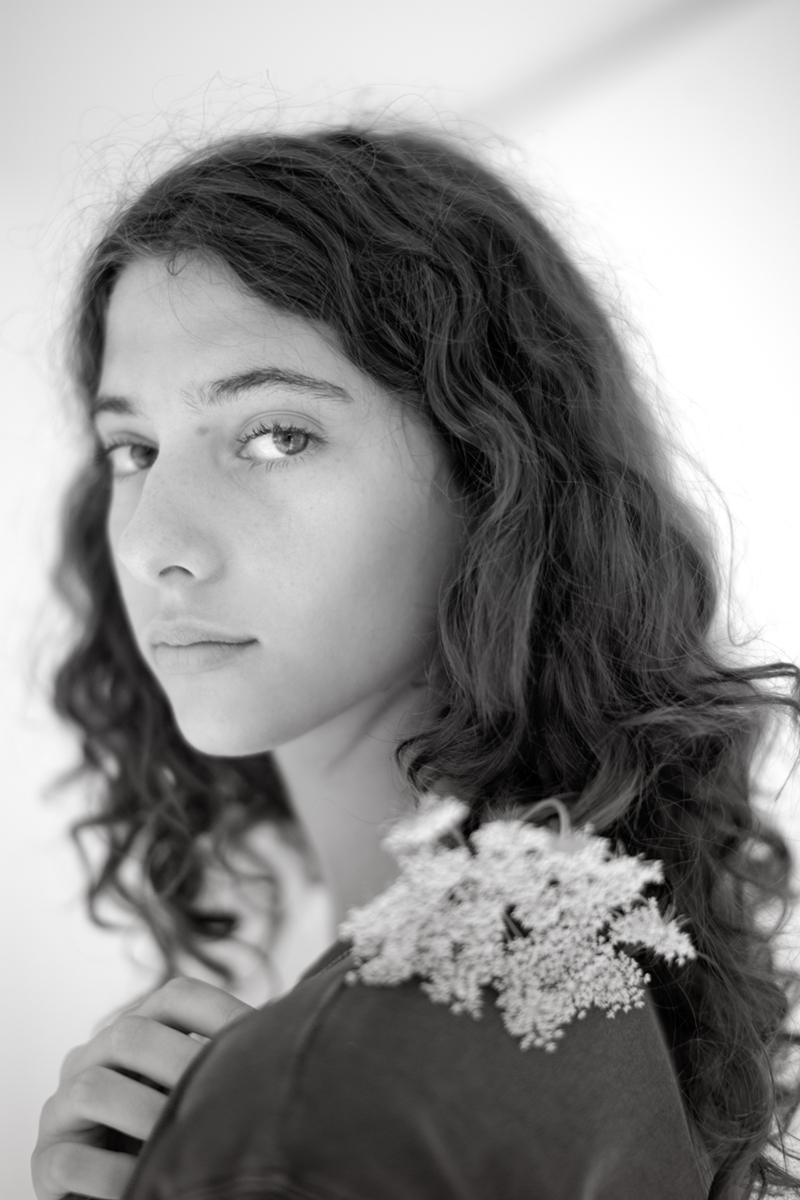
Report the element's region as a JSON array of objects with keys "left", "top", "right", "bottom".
[
  {"left": 304, "top": 947, "right": 352, "bottom": 979},
  {"left": 275, "top": 961, "right": 352, "bottom": 1180},
  {"left": 169, "top": 1171, "right": 371, "bottom": 1200}
]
